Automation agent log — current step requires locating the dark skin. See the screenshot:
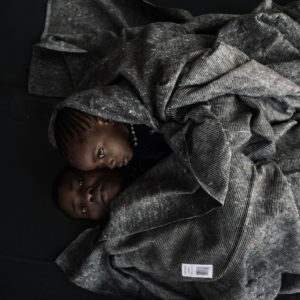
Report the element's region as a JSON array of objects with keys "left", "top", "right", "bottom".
[
  {"left": 57, "top": 168, "right": 124, "bottom": 220},
  {"left": 68, "top": 119, "right": 133, "bottom": 171}
]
